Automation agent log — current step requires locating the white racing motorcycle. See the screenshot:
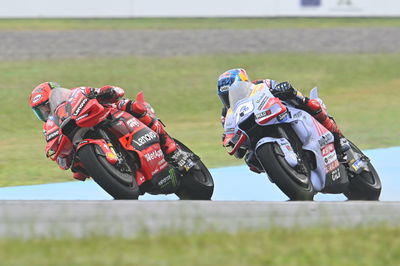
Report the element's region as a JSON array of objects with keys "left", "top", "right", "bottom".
[{"left": 223, "top": 81, "right": 381, "bottom": 200}]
